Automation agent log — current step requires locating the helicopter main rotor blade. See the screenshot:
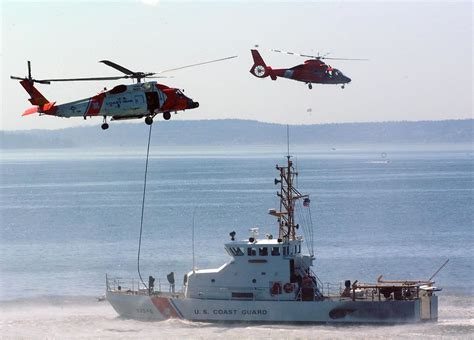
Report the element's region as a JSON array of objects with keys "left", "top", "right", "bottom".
[
  {"left": 158, "top": 55, "right": 238, "bottom": 74},
  {"left": 99, "top": 60, "right": 136, "bottom": 75},
  {"left": 321, "top": 57, "right": 369, "bottom": 61},
  {"left": 36, "top": 76, "right": 127, "bottom": 82},
  {"left": 272, "top": 49, "right": 318, "bottom": 59},
  {"left": 271, "top": 49, "right": 368, "bottom": 61}
]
